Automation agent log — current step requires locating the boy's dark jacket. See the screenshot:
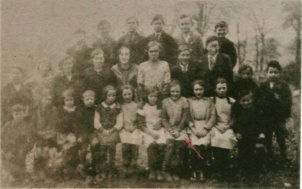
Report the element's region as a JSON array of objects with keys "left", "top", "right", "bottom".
[
  {"left": 255, "top": 79, "right": 292, "bottom": 125},
  {"left": 218, "top": 37, "right": 237, "bottom": 68}
]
